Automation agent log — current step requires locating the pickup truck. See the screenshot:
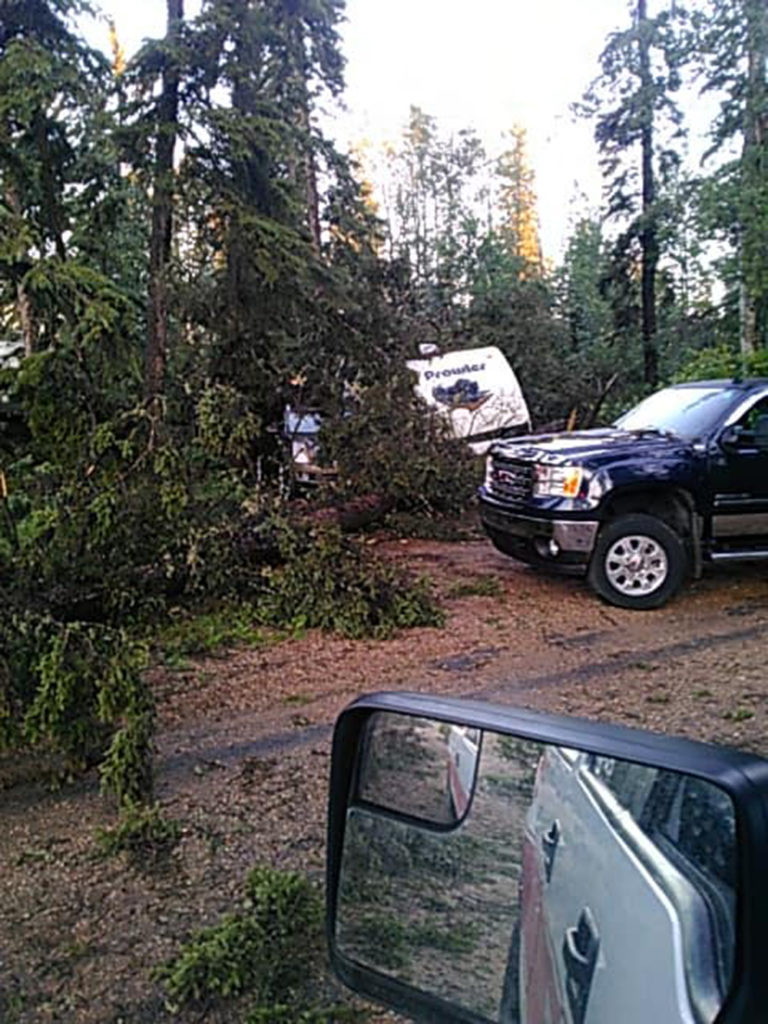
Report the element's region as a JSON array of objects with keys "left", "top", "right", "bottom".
[{"left": 478, "top": 378, "right": 768, "bottom": 609}]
